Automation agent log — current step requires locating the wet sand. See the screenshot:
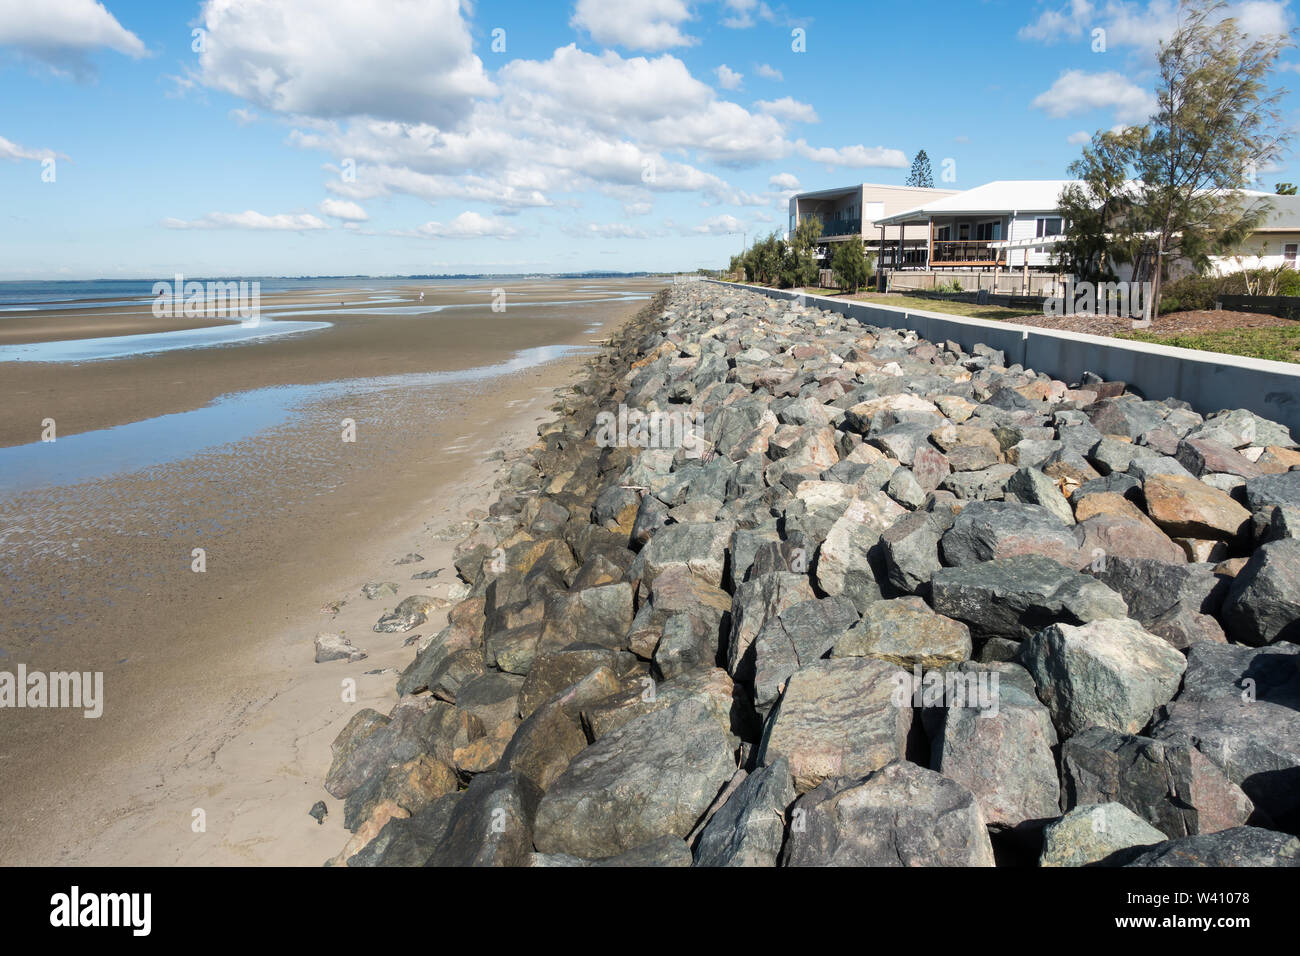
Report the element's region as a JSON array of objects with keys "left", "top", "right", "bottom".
[{"left": 0, "top": 278, "right": 663, "bottom": 865}]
